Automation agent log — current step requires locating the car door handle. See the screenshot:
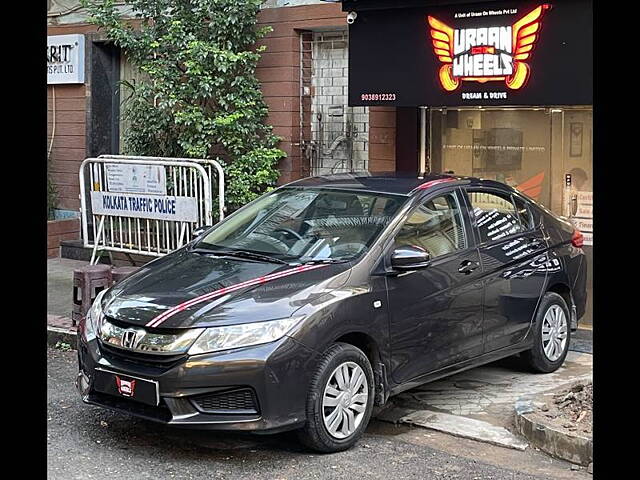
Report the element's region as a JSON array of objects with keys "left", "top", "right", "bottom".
[{"left": 458, "top": 260, "right": 479, "bottom": 275}]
